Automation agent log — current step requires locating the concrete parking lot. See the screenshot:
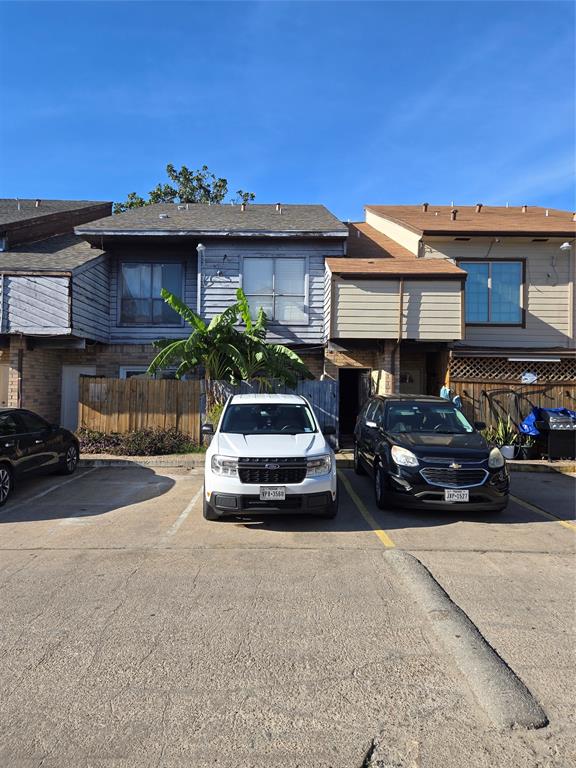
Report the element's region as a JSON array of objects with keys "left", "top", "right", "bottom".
[{"left": 0, "top": 464, "right": 574, "bottom": 768}]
